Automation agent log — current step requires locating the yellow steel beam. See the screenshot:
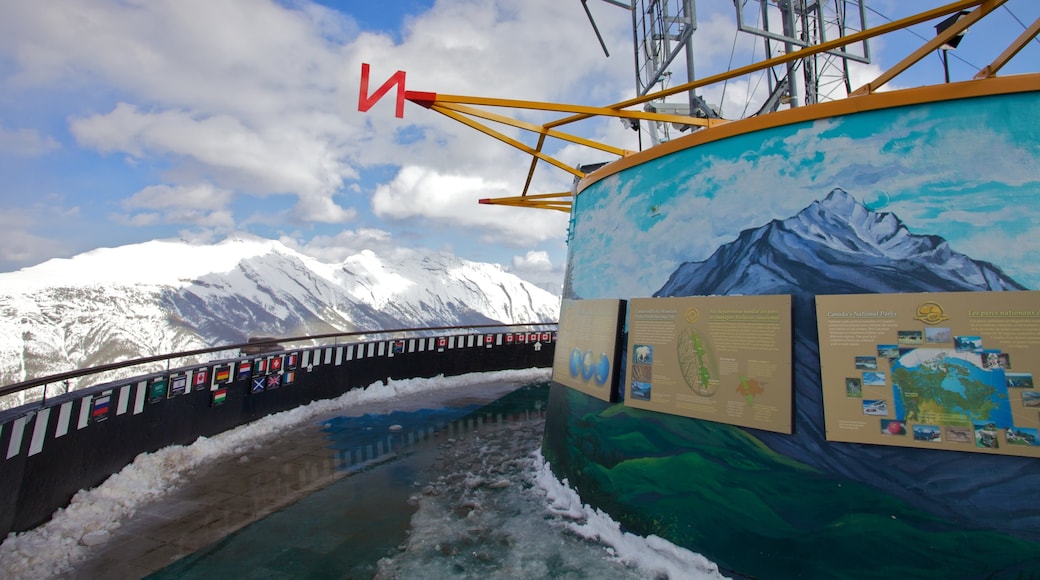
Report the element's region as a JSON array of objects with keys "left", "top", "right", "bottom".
[
  {"left": 521, "top": 134, "right": 548, "bottom": 198},
  {"left": 852, "top": 0, "right": 1005, "bottom": 95},
  {"left": 431, "top": 105, "right": 586, "bottom": 179},
  {"left": 435, "top": 102, "right": 634, "bottom": 157},
  {"left": 975, "top": 16, "right": 1040, "bottom": 79},
  {"left": 479, "top": 192, "right": 572, "bottom": 213},
  {"left": 427, "top": 94, "right": 722, "bottom": 129},
  {"left": 543, "top": 0, "right": 990, "bottom": 129}
]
